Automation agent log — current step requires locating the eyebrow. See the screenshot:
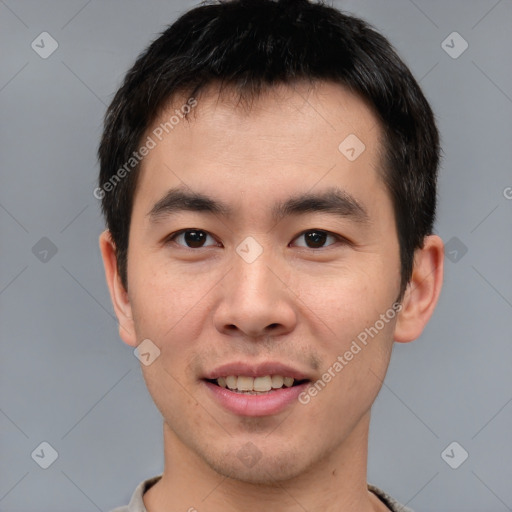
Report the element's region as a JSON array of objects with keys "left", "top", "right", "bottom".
[{"left": 147, "top": 185, "right": 370, "bottom": 225}]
